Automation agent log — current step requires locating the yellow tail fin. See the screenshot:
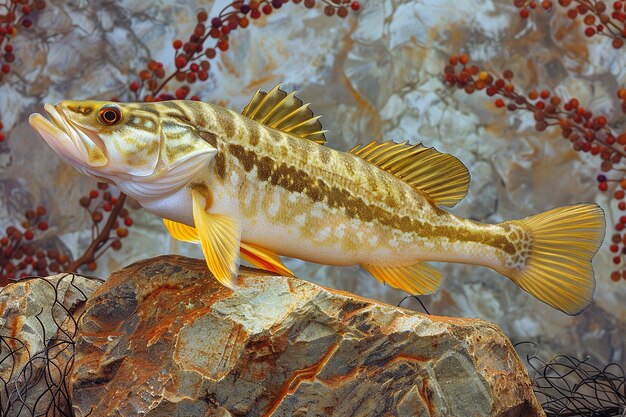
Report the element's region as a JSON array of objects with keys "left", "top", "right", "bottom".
[{"left": 505, "top": 204, "right": 605, "bottom": 315}]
